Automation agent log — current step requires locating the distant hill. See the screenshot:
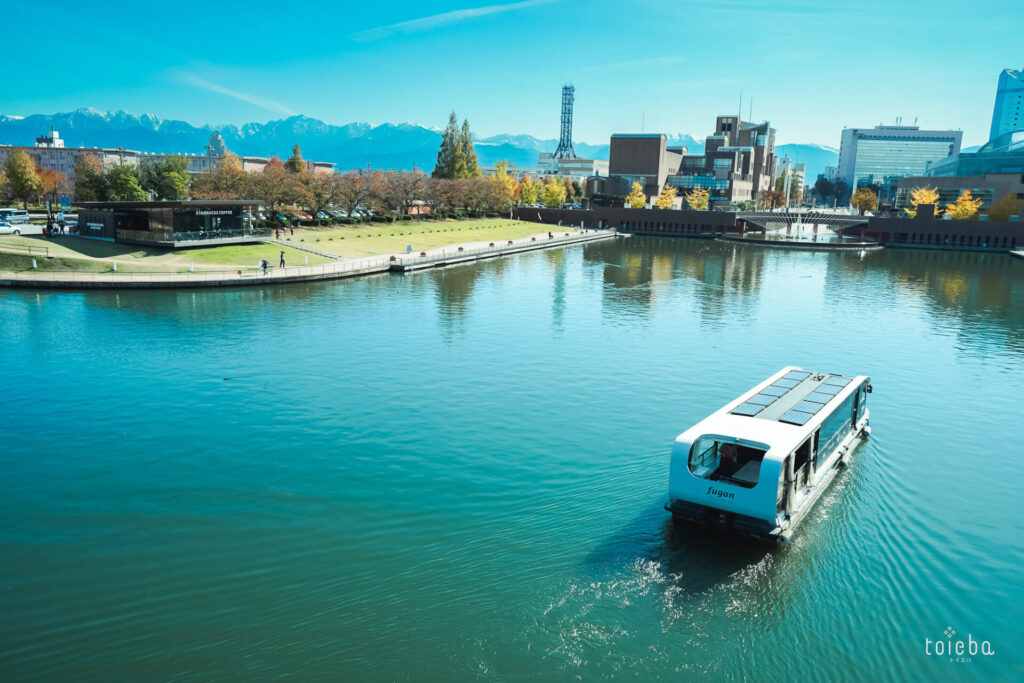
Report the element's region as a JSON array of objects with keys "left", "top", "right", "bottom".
[{"left": 0, "top": 109, "right": 836, "bottom": 179}]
